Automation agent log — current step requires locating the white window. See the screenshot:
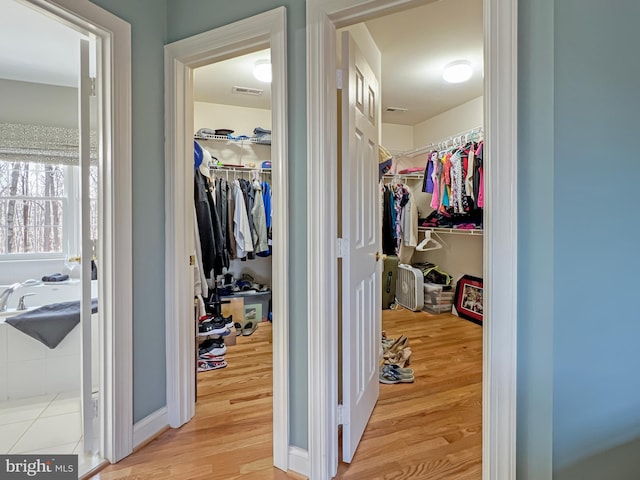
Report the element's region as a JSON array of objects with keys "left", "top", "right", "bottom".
[{"left": 0, "top": 123, "right": 97, "bottom": 258}]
